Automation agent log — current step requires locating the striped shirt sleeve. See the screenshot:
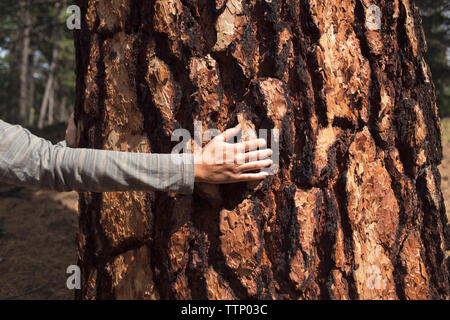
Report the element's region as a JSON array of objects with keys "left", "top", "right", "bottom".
[{"left": 0, "top": 119, "right": 195, "bottom": 194}]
